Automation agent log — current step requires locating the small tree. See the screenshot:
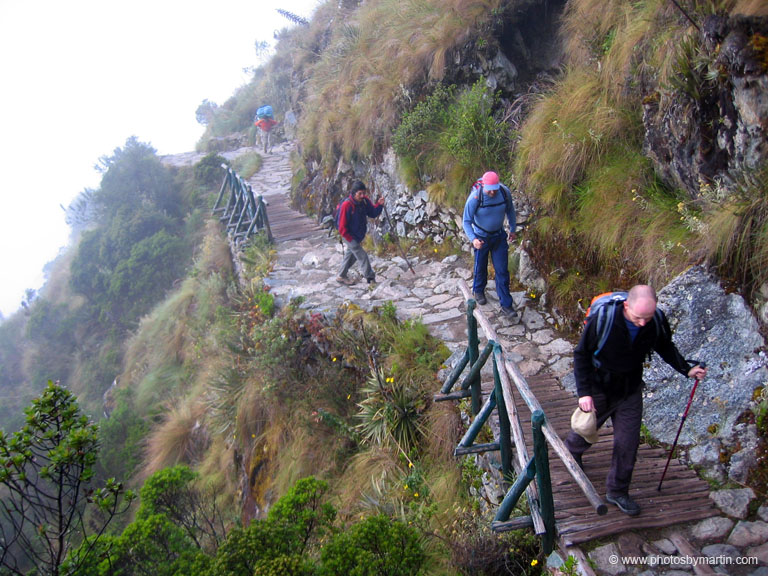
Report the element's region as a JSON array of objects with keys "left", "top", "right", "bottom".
[
  {"left": 0, "top": 381, "right": 134, "bottom": 575},
  {"left": 319, "top": 514, "right": 426, "bottom": 576},
  {"left": 137, "top": 465, "right": 229, "bottom": 554}
]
